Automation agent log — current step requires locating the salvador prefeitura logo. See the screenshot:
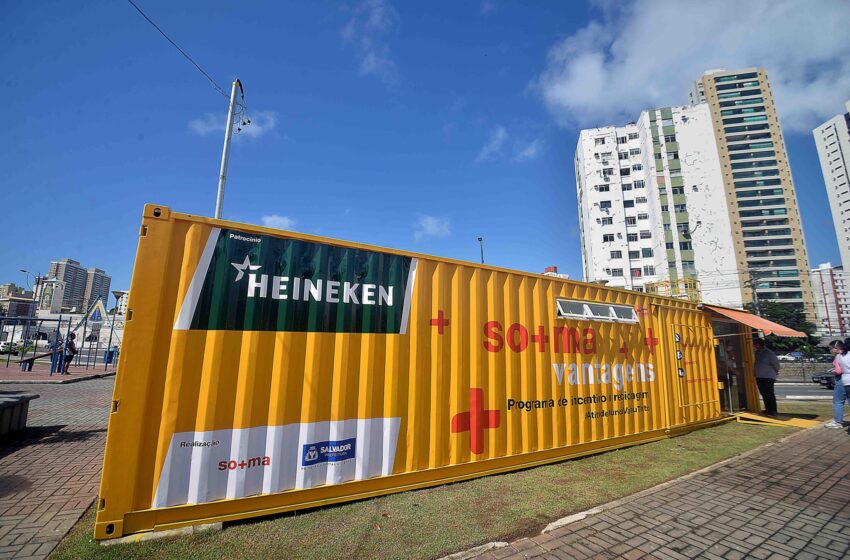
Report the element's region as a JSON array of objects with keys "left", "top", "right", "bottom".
[{"left": 174, "top": 228, "right": 417, "bottom": 333}]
